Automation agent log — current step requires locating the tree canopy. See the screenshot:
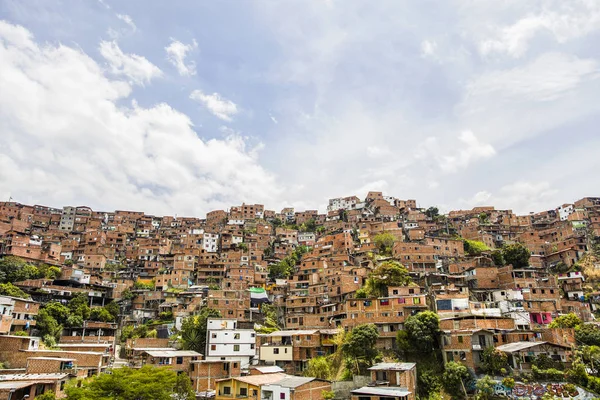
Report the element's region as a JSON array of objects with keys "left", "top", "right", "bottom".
[
  {"left": 341, "top": 323, "right": 380, "bottom": 374},
  {"left": 373, "top": 232, "right": 396, "bottom": 256},
  {"left": 364, "top": 260, "right": 411, "bottom": 297},
  {"left": 402, "top": 311, "right": 440, "bottom": 352},
  {"left": 180, "top": 308, "right": 222, "bottom": 353},
  {"left": 481, "top": 346, "right": 508, "bottom": 375},
  {"left": 425, "top": 207, "right": 440, "bottom": 219},
  {"left": 268, "top": 245, "right": 309, "bottom": 279},
  {"left": 442, "top": 361, "right": 469, "bottom": 399},
  {"left": 502, "top": 243, "right": 531, "bottom": 268},
  {"left": 0, "top": 256, "right": 44, "bottom": 283},
  {"left": 65, "top": 365, "right": 194, "bottom": 400},
  {"left": 463, "top": 239, "right": 490, "bottom": 256},
  {"left": 549, "top": 313, "right": 582, "bottom": 329},
  {"left": 0, "top": 282, "right": 30, "bottom": 299}
]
